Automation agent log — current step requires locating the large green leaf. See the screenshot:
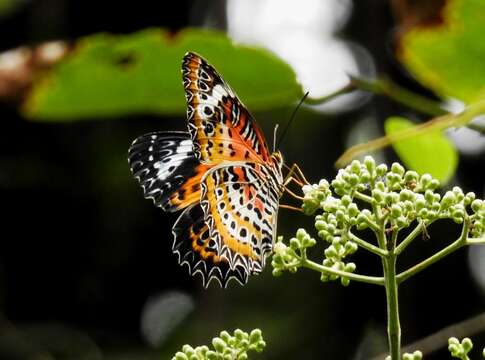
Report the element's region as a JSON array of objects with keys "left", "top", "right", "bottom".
[
  {"left": 25, "top": 28, "right": 302, "bottom": 121},
  {"left": 385, "top": 116, "right": 458, "bottom": 184},
  {"left": 399, "top": 0, "right": 485, "bottom": 103}
]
